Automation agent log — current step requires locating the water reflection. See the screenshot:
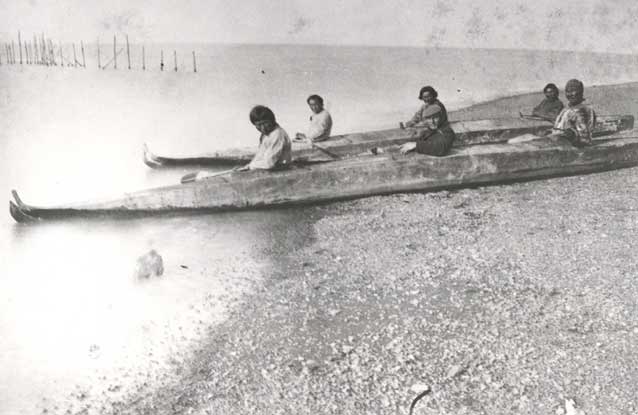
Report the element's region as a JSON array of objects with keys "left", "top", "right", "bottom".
[{"left": 1, "top": 207, "right": 318, "bottom": 414}]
